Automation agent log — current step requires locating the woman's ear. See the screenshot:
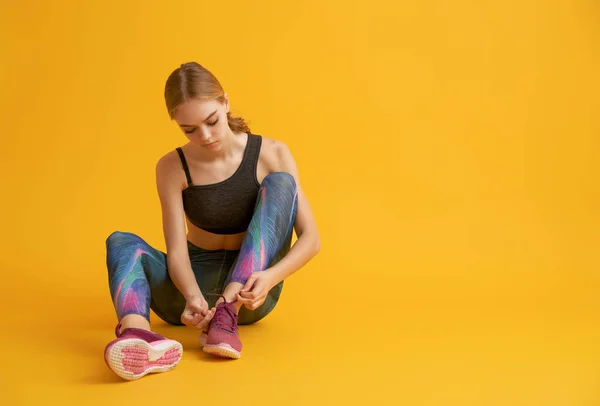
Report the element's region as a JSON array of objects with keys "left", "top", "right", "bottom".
[{"left": 224, "top": 93, "right": 230, "bottom": 113}]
